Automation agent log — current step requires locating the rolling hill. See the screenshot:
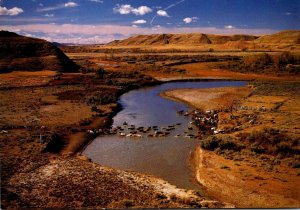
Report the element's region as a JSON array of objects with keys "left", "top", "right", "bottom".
[
  {"left": 0, "top": 31, "right": 80, "bottom": 73},
  {"left": 107, "top": 30, "right": 300, "bottom": 51},
  {"left": 253, "top": 30, "right": 300, "bottom": 47},
  {"left": 108, "top": 33, "right": 259, "bottom": 46}
]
